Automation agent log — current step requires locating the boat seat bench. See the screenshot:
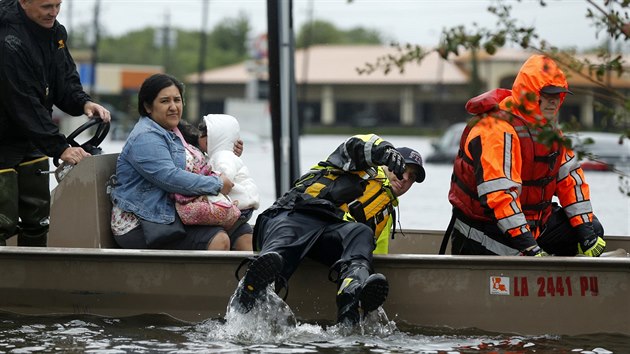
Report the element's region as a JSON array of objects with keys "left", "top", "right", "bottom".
[{"left": 48, "top": 153, "right": 119, "bottom": 248}]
